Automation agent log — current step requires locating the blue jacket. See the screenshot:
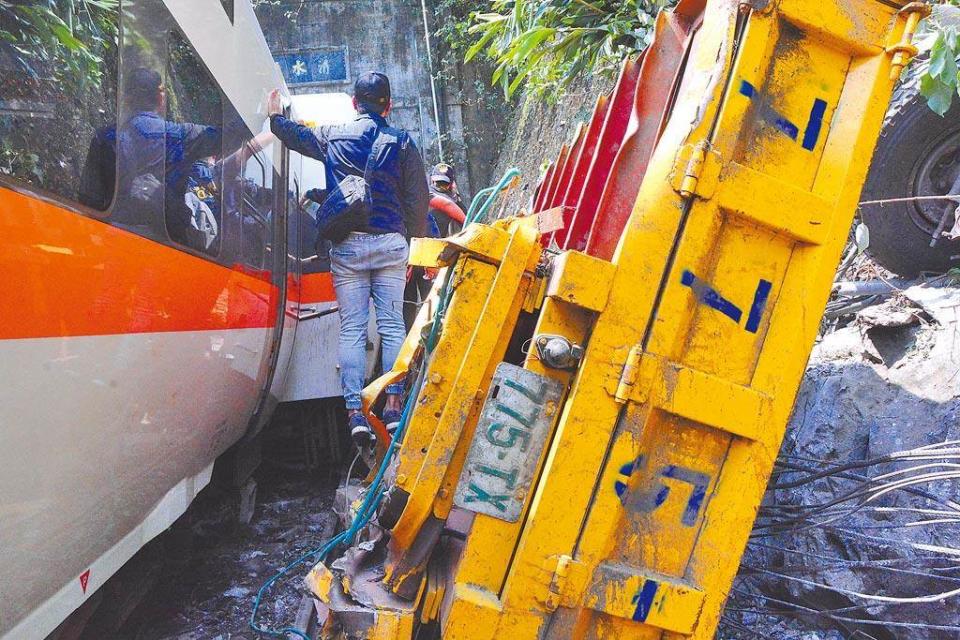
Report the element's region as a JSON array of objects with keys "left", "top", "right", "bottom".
[{"left": 270, "top": 112, "right": 429, "bottom": 238}]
